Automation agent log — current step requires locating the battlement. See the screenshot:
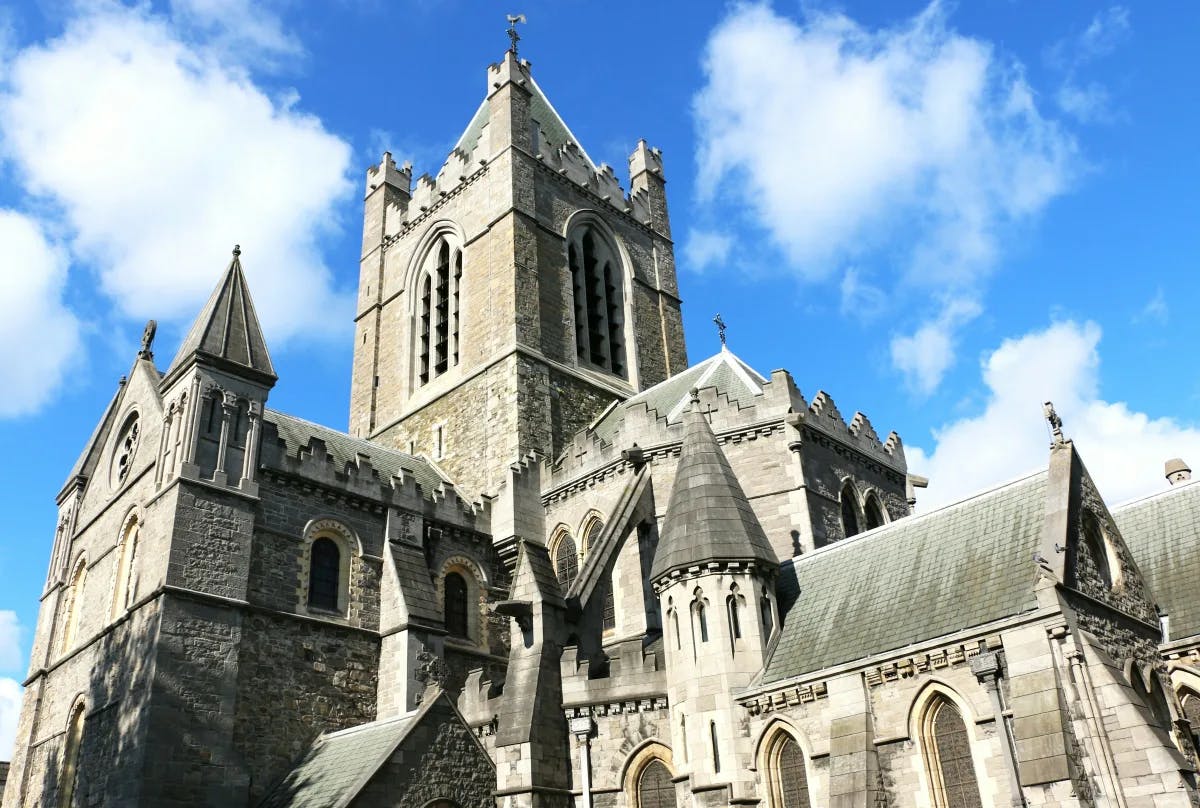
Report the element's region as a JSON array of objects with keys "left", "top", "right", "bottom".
[
  {"left": 365, "top": 151, "right": 413, "bottom": 198},
  {"left": 803, "top": 390, "right": 906, "bottom": 468}
]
